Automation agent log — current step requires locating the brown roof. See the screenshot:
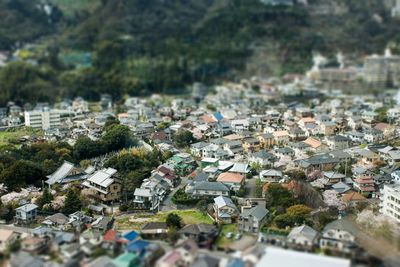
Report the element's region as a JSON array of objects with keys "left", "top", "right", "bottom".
[
  {"left": 200, "top": 115, "right": 217, "bottom": 123},
  {"left": 303, "top": 137, "right": 321, "bottom": 149},
  {"left": 217, "top": 172, "right": 244, "bottom": 183},
  {"left": 342, "top": 191, "right": 366, "bottom": 202}
]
